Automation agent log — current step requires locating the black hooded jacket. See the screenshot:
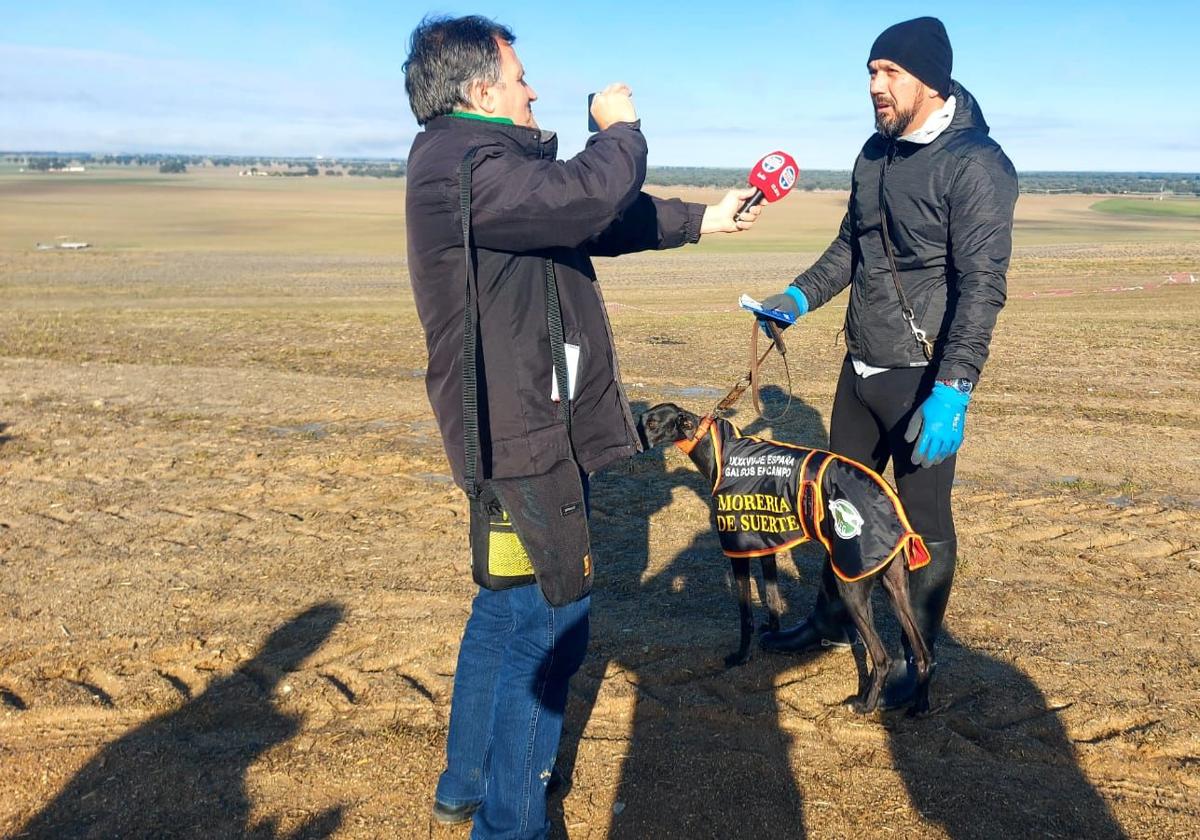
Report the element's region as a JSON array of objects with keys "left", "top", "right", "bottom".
[
  {"left": 406, "top": 116, "right": 704, "bottom": 487},
  {"left": 793, "top": 82, "right": 1018, "bottom": 383}
]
